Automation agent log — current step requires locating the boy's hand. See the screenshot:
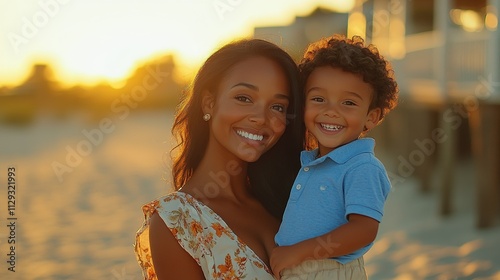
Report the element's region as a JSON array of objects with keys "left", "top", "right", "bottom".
[{"left": 270, "top": 245, "right": 305, "bottom": 280}]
